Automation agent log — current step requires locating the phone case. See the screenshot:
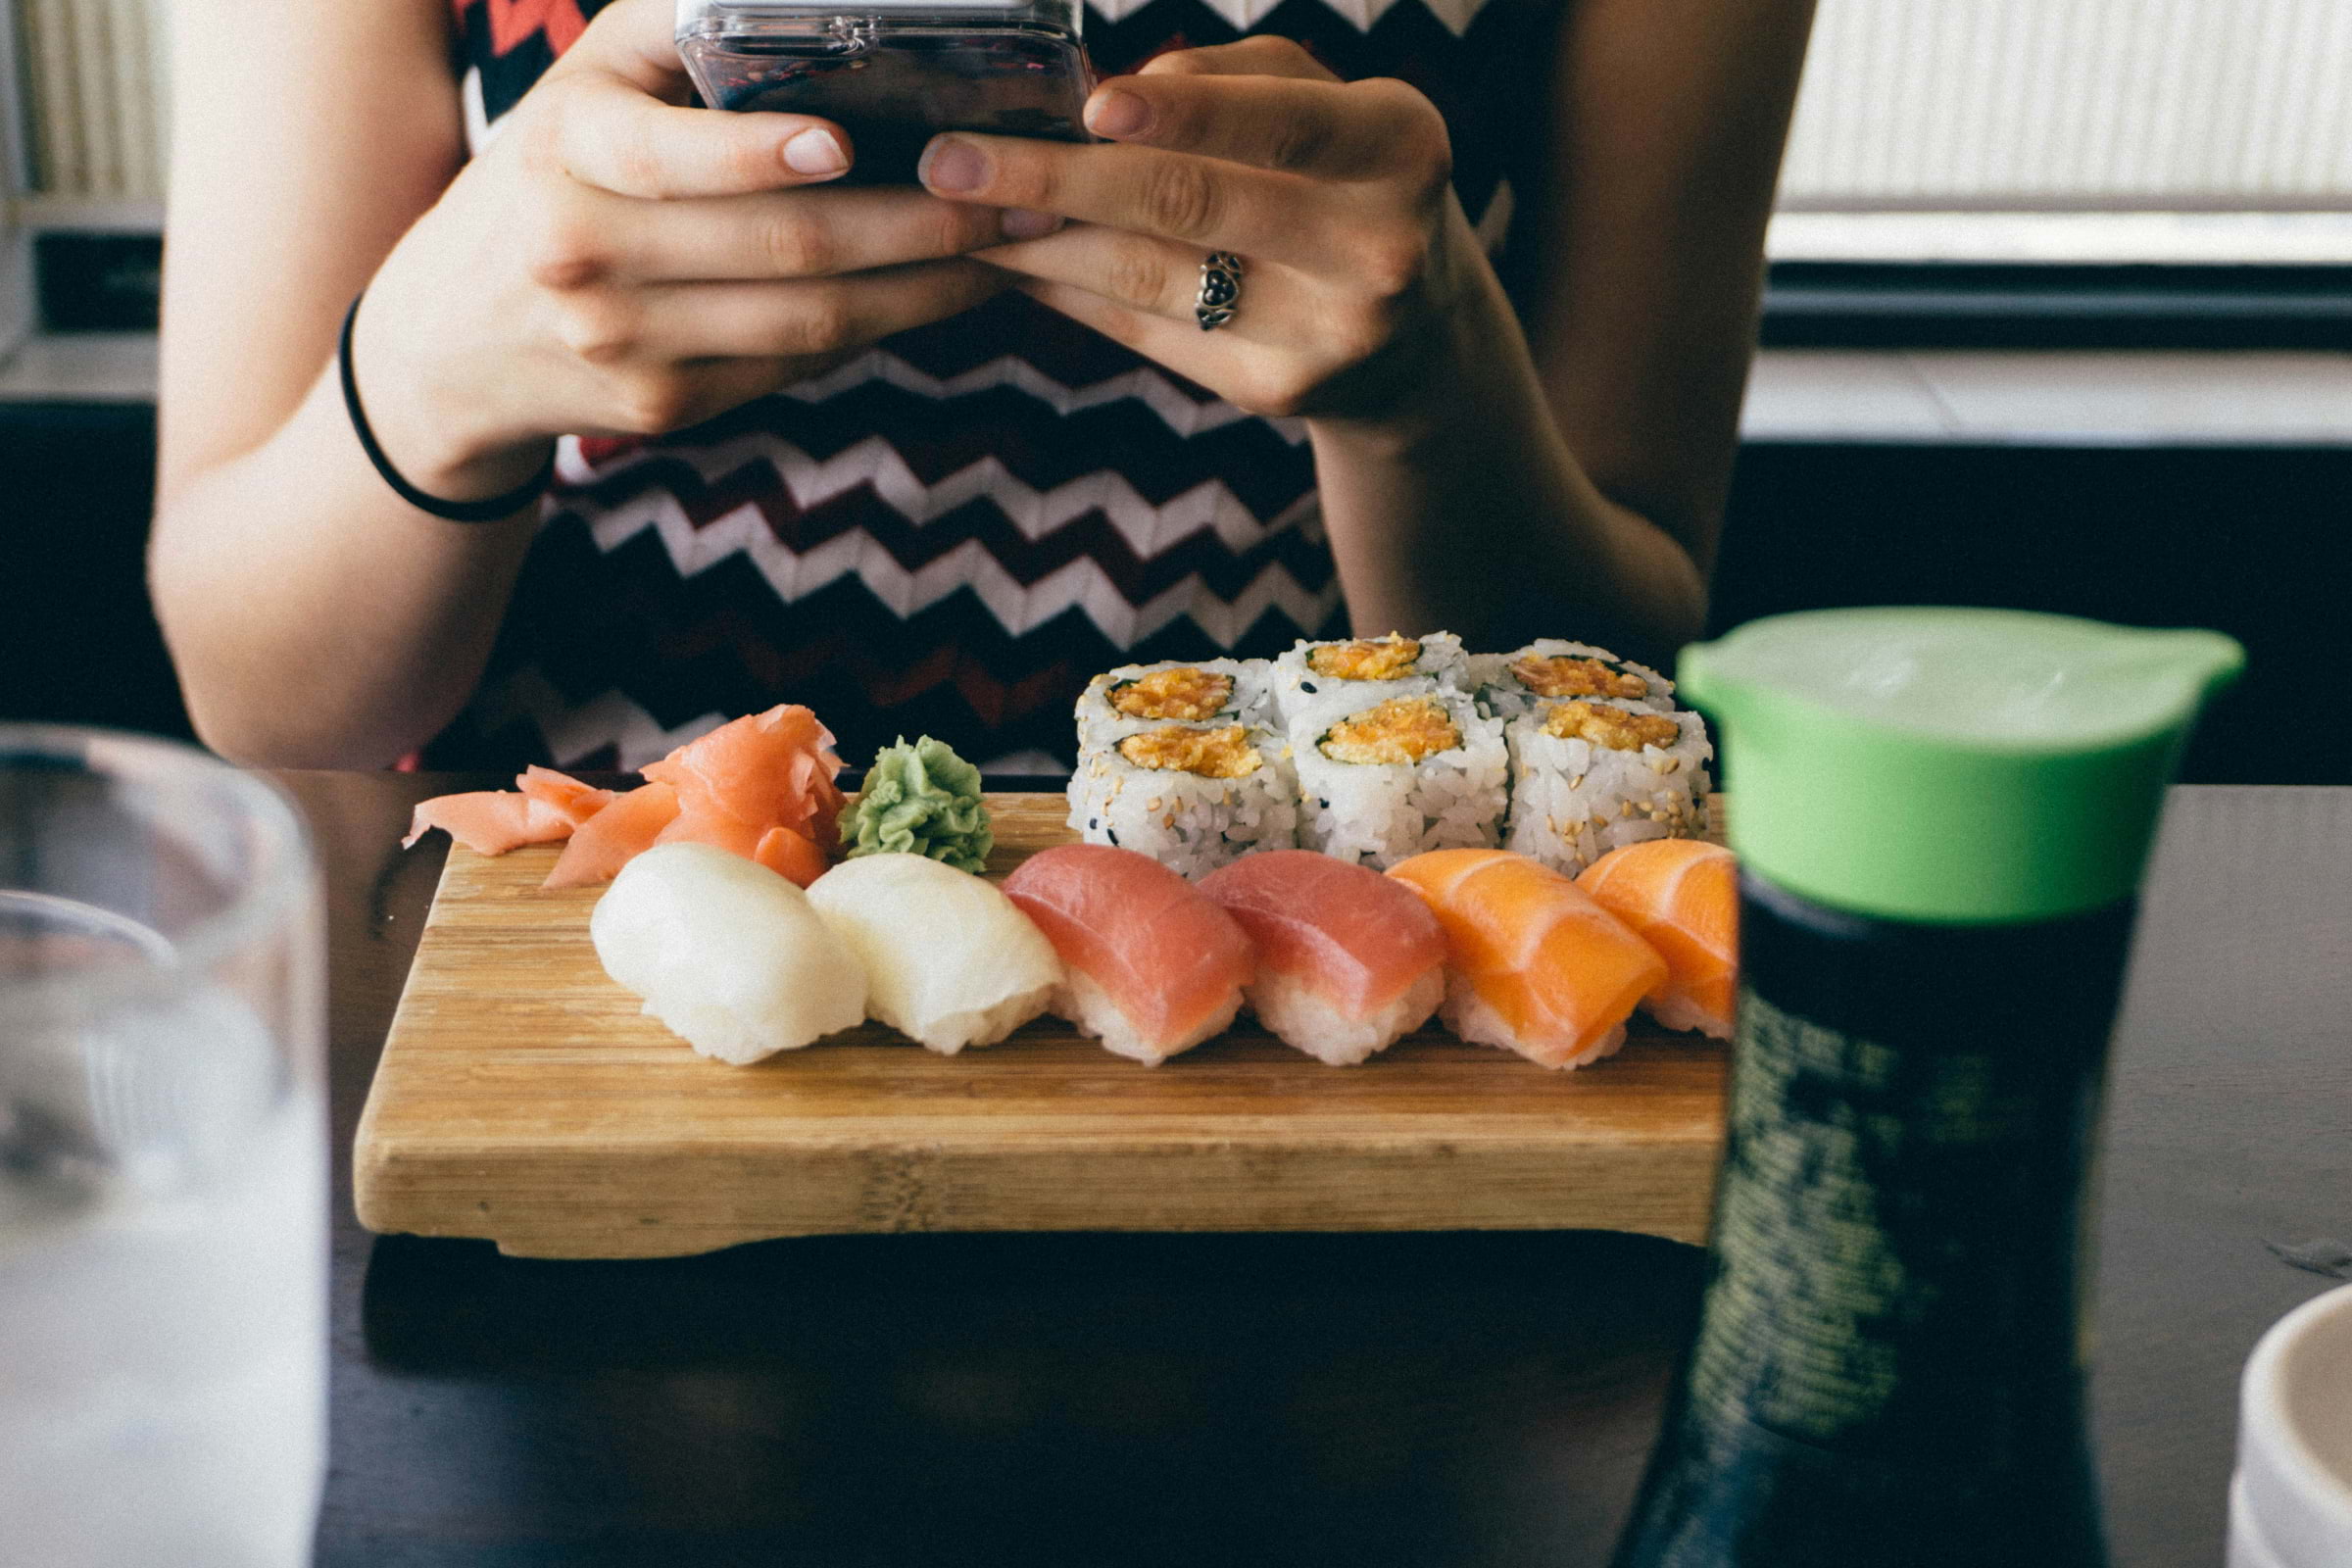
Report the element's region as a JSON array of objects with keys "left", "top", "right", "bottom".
[{"left": 677, "top": 0, "right": 1095, "bottom": 183}]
